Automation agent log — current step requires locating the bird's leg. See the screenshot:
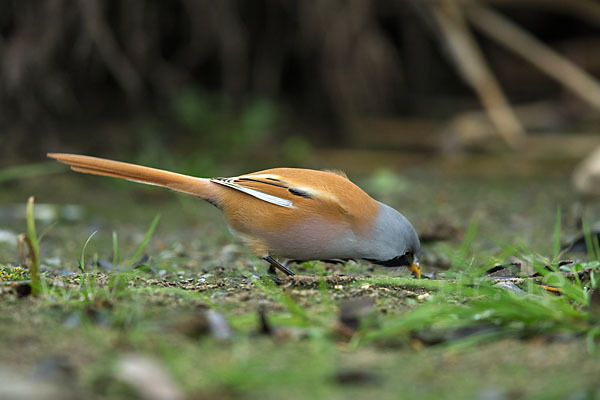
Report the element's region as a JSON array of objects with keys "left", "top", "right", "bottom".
[
  {"left": 264, "top": 255, "right": 295, "bottom": 276},
  {"left": 245, "top": 238, "right": 293, "bottom": 276}
]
